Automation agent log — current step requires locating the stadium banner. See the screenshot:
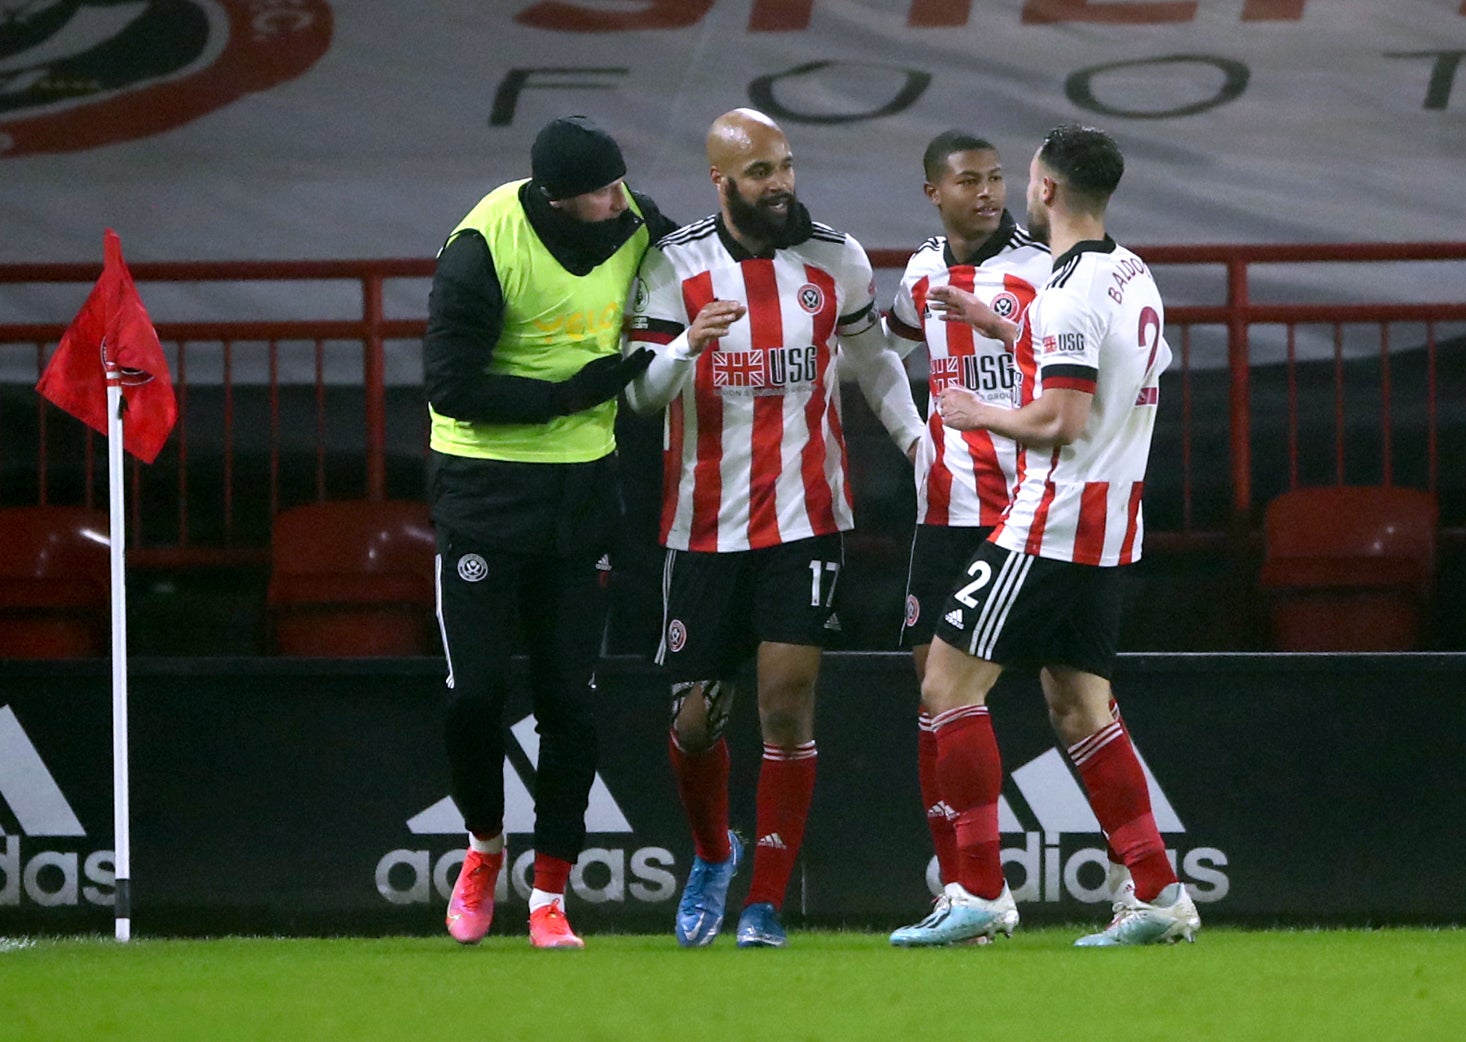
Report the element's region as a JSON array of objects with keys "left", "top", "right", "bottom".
[
  {"left": 1, "top": 652, "right": 1462, "bottom": 937},
  {"left": 1, "top": 1, "right": 1461, "bottom": 277}
]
